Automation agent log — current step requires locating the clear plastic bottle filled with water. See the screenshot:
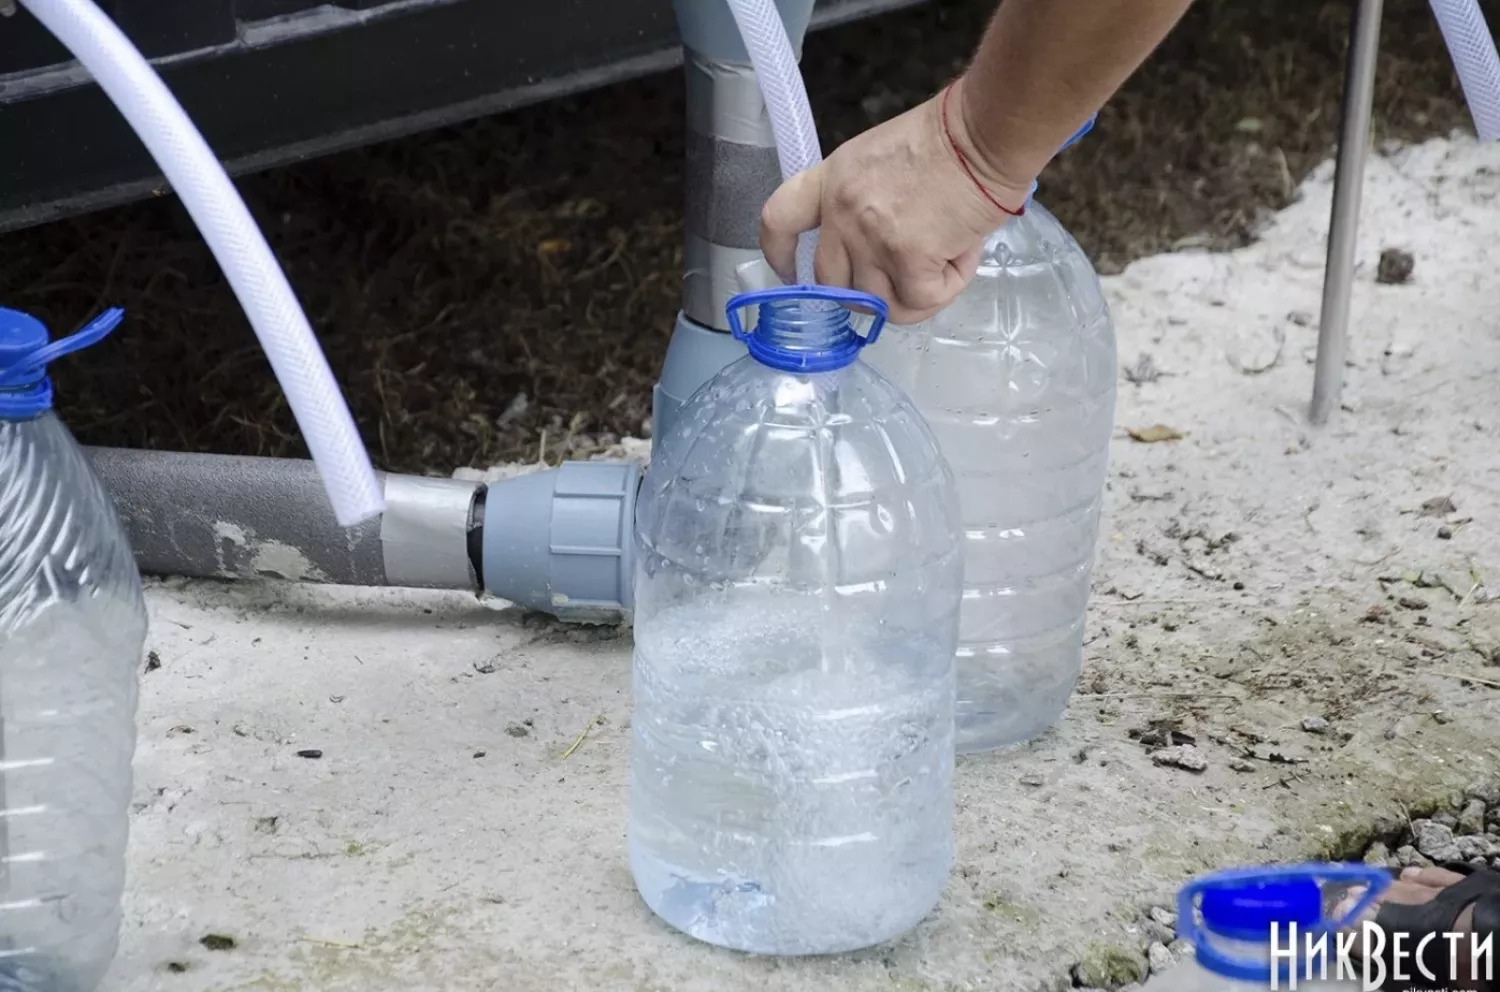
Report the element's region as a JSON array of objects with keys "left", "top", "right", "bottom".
[
  {"left": 1144, "top": 863, "right": 1391, "bottom": 991},
  {"left": 863, "top": 195, "right": 1117, "bottom": 754},
  {"left": 628, "top": 286, "right": 964, "bottom": 955},
  {"left": 0, "top": 307, "right": 145, "bottom": 992}
]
